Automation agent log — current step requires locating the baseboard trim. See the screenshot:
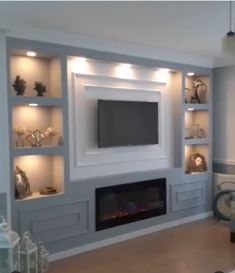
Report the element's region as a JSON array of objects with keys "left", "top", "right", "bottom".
[{"left": 50, "top": 211, "right": 212, "bottom": 262}]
